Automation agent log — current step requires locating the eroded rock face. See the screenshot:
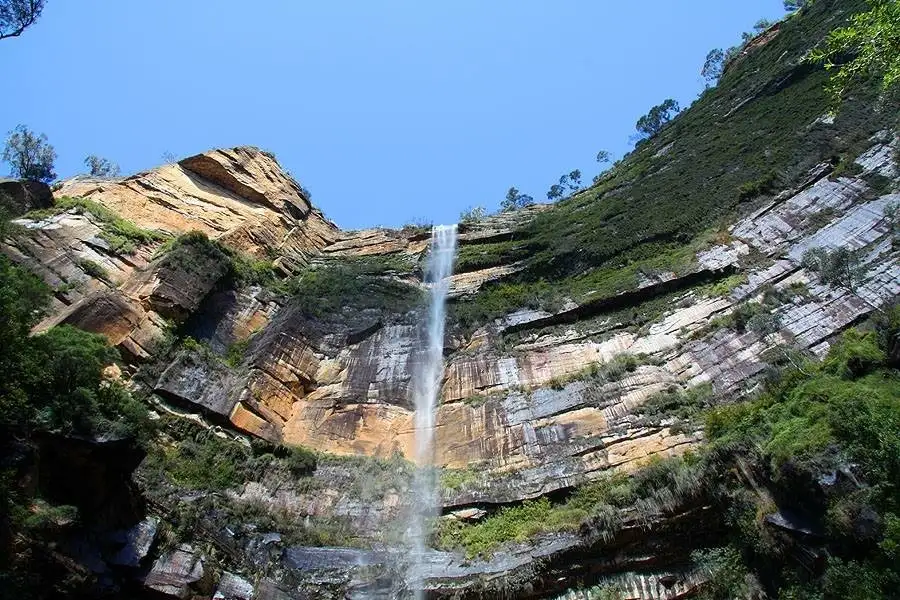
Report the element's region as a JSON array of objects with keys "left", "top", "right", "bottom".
[
  {"left": 150, "top": 140, "right": 900, "bottom": 513},
  {"left": 54, "top": 146, "right": 338, "bottom": 272},
  {"left": 3, "top": 134, "right": 898, "bottom": 599},
  {"left": 3, "top": 147, "right": 338, "bottom": 362}
]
